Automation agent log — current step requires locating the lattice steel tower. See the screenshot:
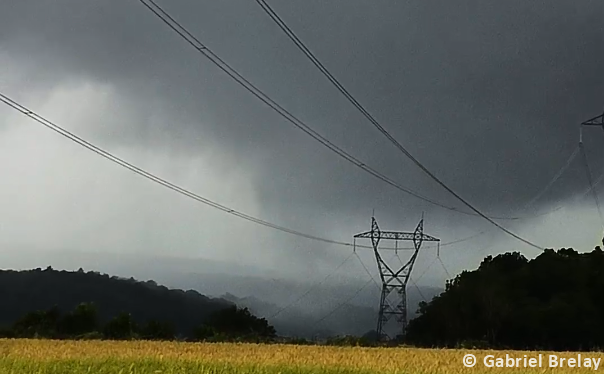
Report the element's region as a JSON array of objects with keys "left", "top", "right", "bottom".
[{"left": 354, "top": 216, "right": 440, "bottom": 341}]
